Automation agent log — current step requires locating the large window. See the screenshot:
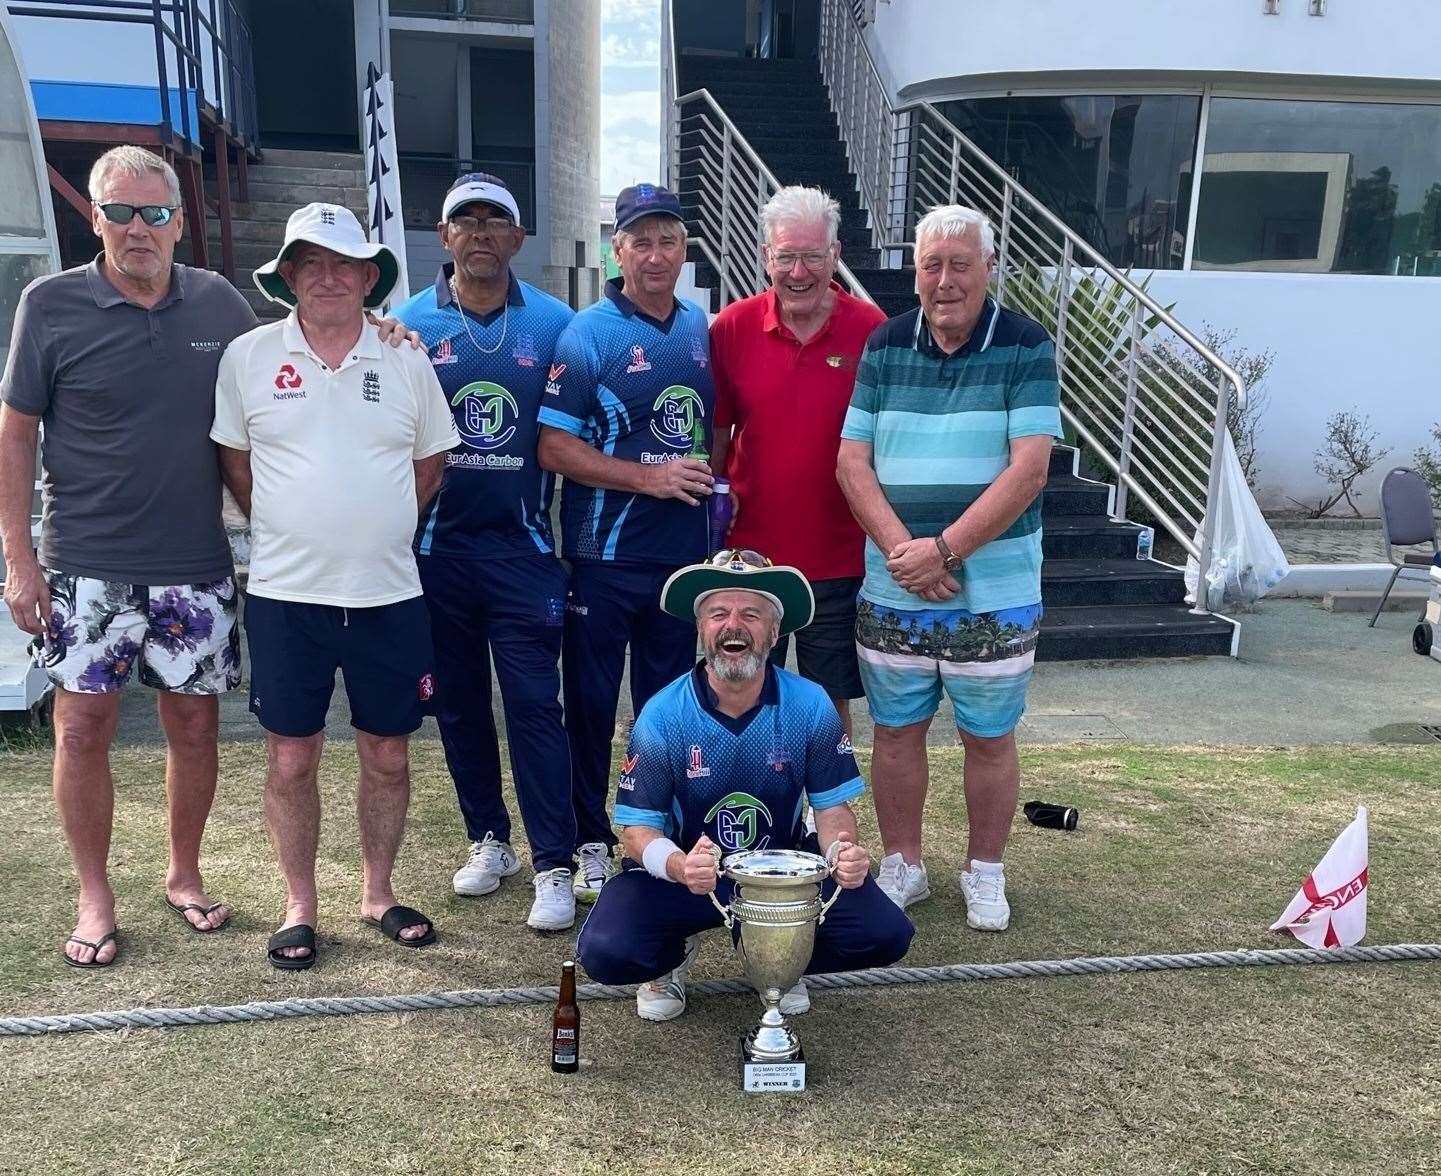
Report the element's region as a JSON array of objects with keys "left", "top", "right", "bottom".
[
  {"left": 939, "top": 95, "right": 1202, "bottom": 270},
  {"left": 1191, "top": 98, "right": 1441, "bottom": 276}
]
